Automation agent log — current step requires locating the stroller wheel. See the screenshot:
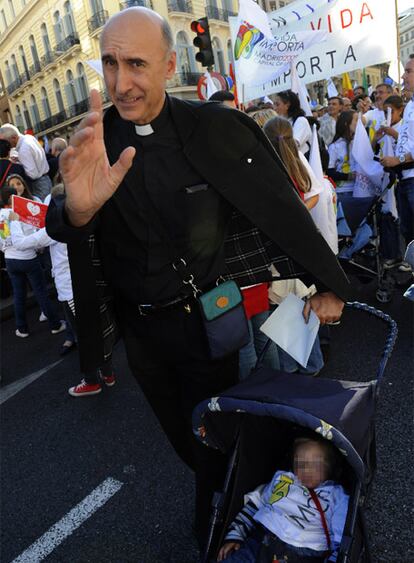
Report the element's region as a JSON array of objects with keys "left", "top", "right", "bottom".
[{"left": 376, "top": 288, "right": 392, "bottom": 303}]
